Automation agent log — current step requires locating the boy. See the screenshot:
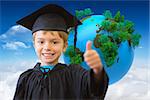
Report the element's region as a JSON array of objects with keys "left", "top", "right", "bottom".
[{"left": 14, "top": 4, "right": 109, "bottom": 100}]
